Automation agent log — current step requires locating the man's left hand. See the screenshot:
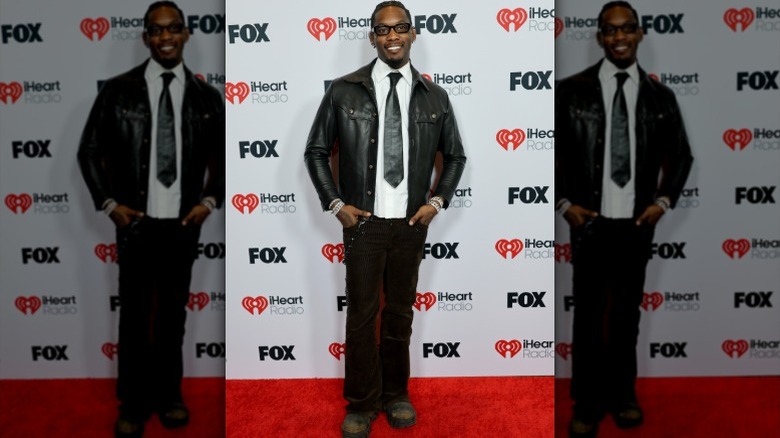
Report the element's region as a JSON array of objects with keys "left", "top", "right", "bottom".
[
  {"left": 635, "top": 204, "right": 665, "bottom": 226},
  {"left": 182, "top": 204, "right": 211, "bottom": 226},
  {"left": 409, "top": 204, "right": 438, "bottom": 226}
]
